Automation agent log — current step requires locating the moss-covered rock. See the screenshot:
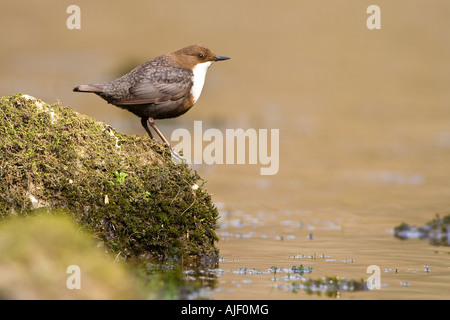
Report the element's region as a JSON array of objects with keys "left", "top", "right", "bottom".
[
  {"left": 394, "top": 214, "right": 450, "bottom": 246},
  {"left": 0, "top": 94, "right": 219, "bottom": 262},
  {"left": 0, "top": 213, "right": 146, "bottom": 299}
]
